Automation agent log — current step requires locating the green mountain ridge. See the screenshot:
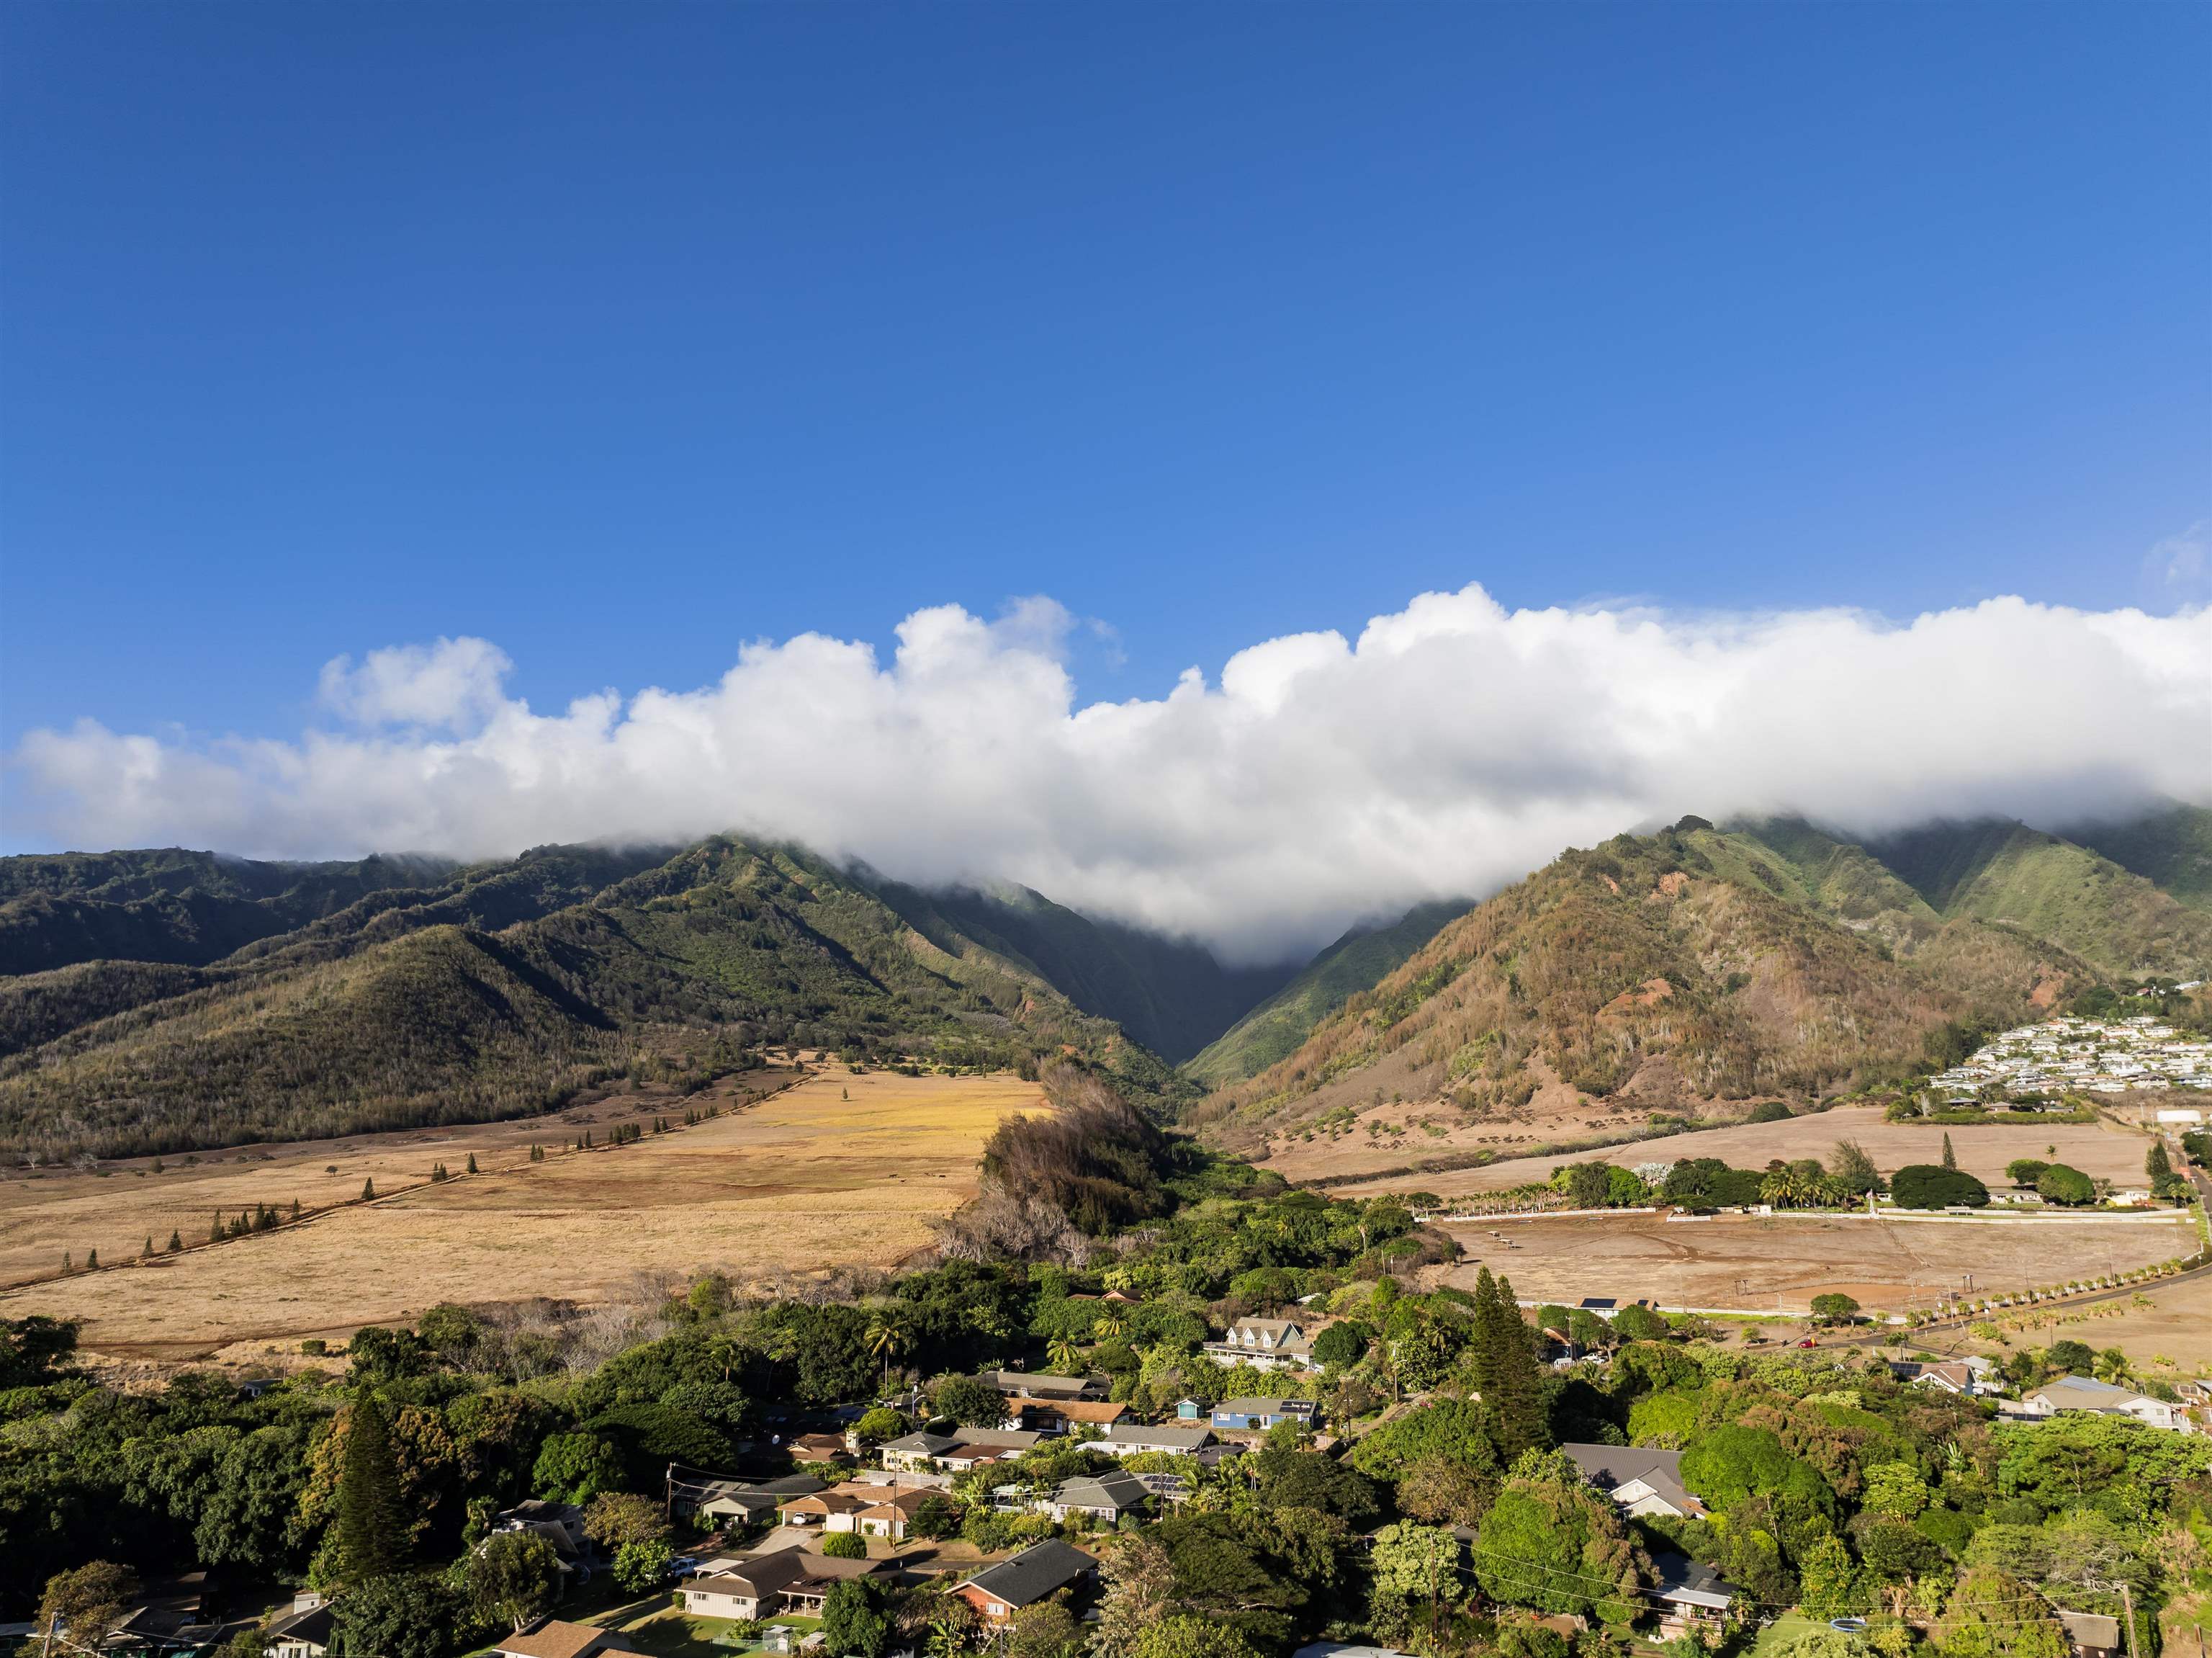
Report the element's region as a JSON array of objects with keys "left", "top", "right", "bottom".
[
  {"left": 1187, "top": 900, "right": 1465, "bottom": 1086},
  {"left": 1187, "top": 817, "right": 2121, "bottom": 1151},
  {"left": 873, "top": 879, "right": 1294, "bottom": 1062},
  {"left": 2061, "top": 800, "right": 2212, "bottom": 913},
  {"left": 0, "top": 839, "right": 1194, "bottom": 1160}
]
